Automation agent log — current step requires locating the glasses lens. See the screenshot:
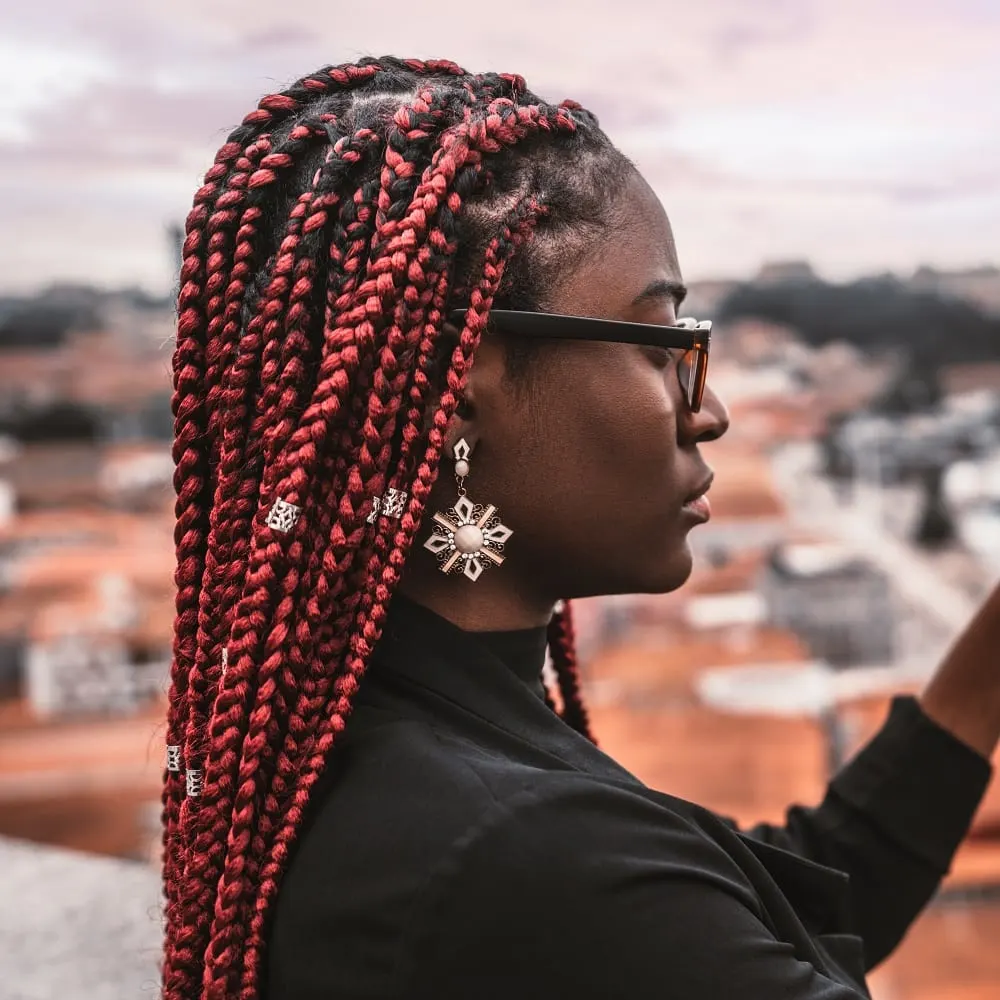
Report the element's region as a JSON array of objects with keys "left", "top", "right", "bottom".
[
  {"left": 677, "top": 350, "right": 696, "bottom": 410},
  {"left": 677, "top": 348, "right": 707, "bottom": 412}
]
